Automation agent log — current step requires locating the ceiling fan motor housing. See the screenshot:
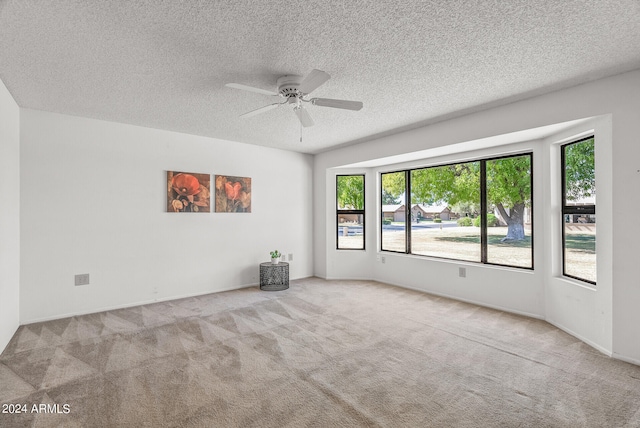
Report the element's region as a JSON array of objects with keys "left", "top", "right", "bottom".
[{"left": 277, "top": 75, "right": 303, "bottom": 97}]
